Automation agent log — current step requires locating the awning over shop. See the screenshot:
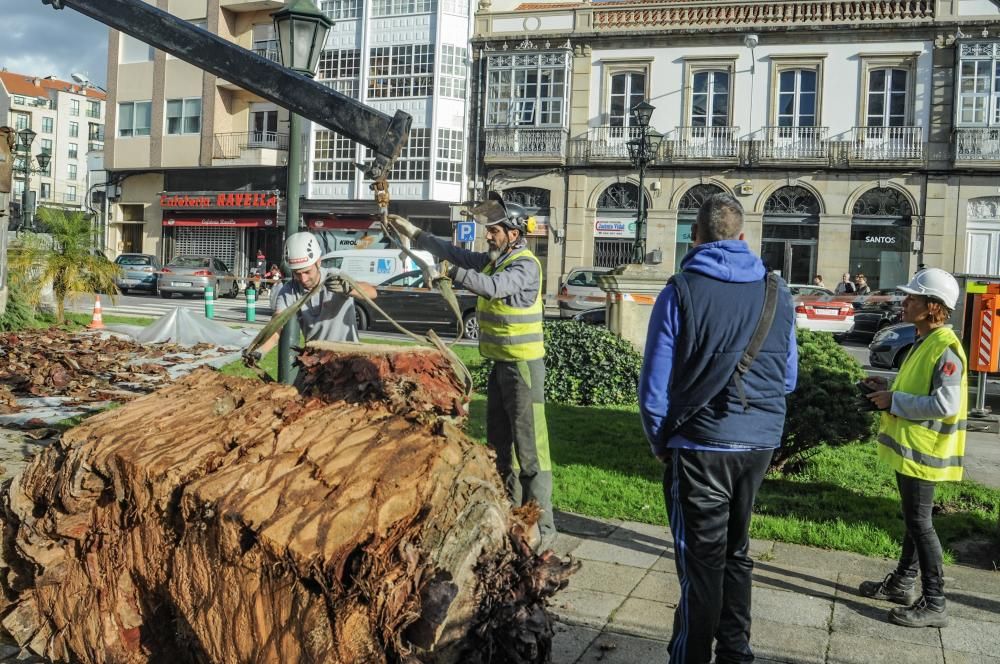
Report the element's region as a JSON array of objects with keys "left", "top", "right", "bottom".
[{"left": 162, "top": 215, "right": 277, "bottom": 228}]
